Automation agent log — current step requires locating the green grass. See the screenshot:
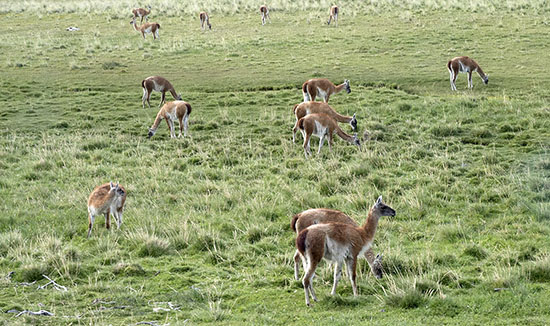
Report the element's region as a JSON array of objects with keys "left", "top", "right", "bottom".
[{"left": 0, "top": 1, "right": 549, "bottom": 325}]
